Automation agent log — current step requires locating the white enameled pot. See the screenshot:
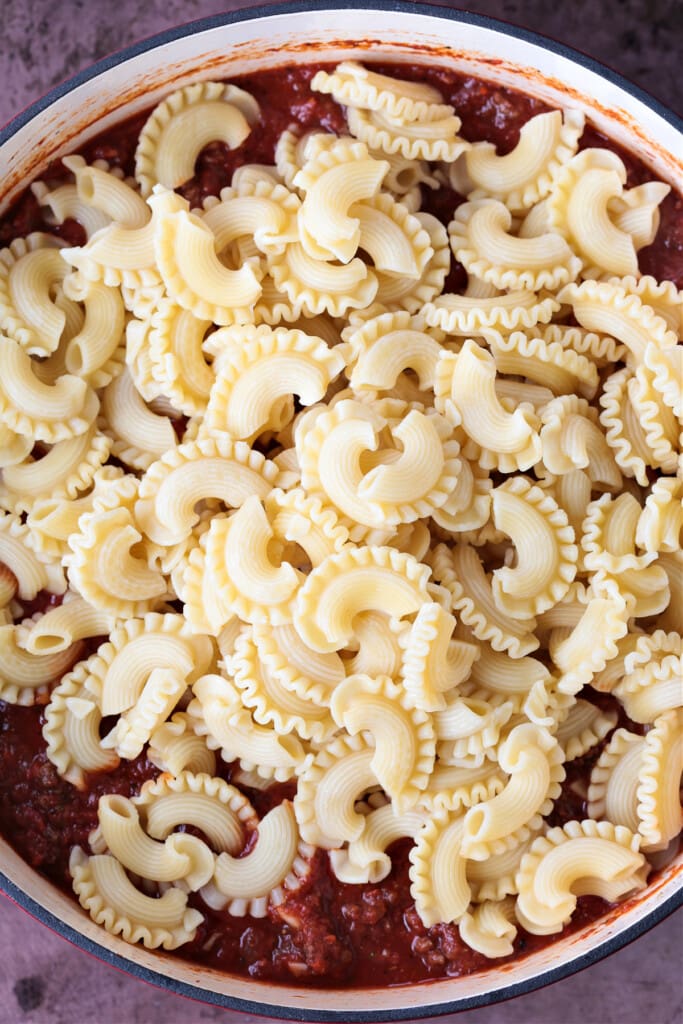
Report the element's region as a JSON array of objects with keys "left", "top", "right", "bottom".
[{"left": 0, "top": 3, "right": 681, "bottom": 1019}]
